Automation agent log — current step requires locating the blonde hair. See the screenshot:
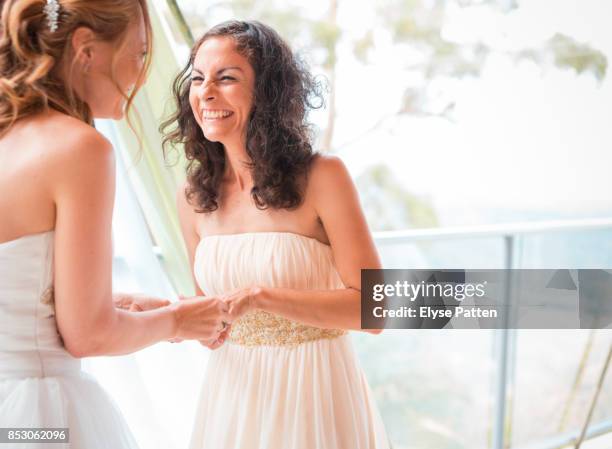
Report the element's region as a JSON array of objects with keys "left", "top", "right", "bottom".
[{"left": 0, "top": 0, "right": 153, "bottom": 136}]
